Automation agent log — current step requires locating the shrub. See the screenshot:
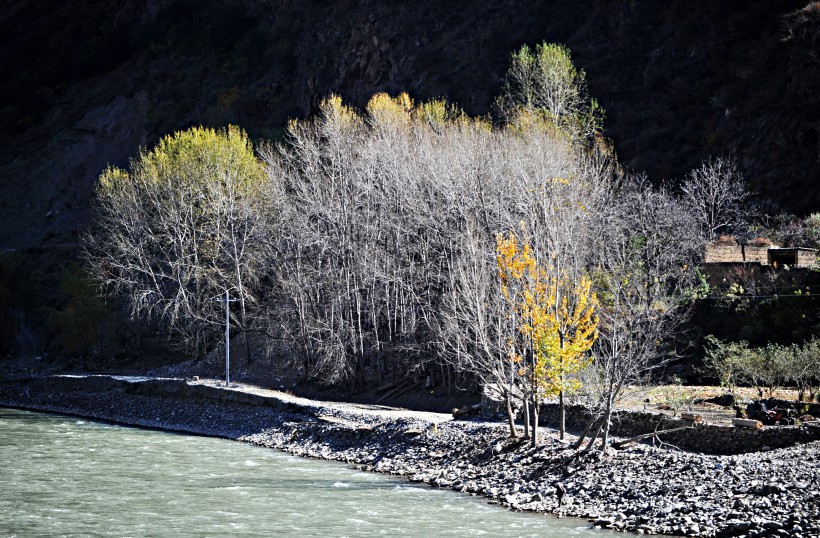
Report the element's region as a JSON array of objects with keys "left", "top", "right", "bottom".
[
  {"left": 704, "top": 335, "right": 820, "bottom": 400},
  {"left": 47, "top": 264, "right": 119, "bottom": 359}
]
